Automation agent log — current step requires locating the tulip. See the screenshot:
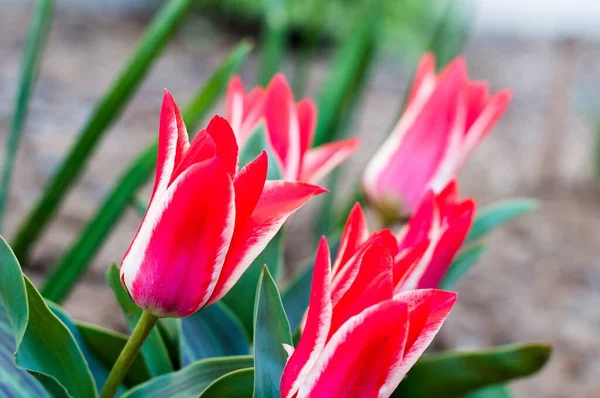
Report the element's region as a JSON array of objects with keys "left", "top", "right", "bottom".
[
  {"left": 227, "top": 73, "right": 359, "bottom": 183},
  {"left": 280, "top": 237, "right": 456, "bottom": 398},
  {"left": 120, "top": 91, "right": 326, "bottom": 318},
  {"left": 334, "top": 180, "right": 474, "bottom": 292},
  {"left": 362, "top": 53, "right": 511, "bottom": 217}
]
